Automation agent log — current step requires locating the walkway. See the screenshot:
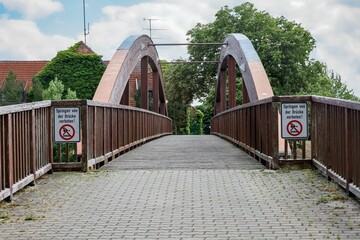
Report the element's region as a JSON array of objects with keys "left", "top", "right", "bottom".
[{"left": 0, "top": 135, "right": 359, "bottom": 239}]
